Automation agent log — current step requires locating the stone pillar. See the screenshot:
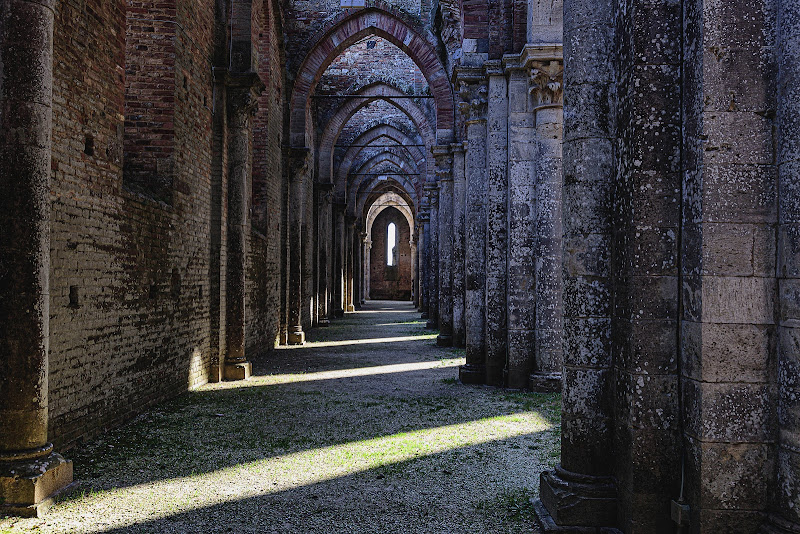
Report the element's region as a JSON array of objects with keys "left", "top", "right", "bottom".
[
  {"left": 287, "top": 147, "right": 311, "bottom": 345},
  {"left": 451, "top": 142, "right": 467, "bottom": 348},
  {"left": 769, "top": 0, "right": 800, "bottom": 530},
  {"left": 316, "top": 183, "right": 334, "bottom": 325},
  {"left": 224, "top": 74, "right": 263, "bottom": 380},
  {"left": 333, "top": 205, "right": 346, "bottom": 317},
  {"left": 433, "top": 145, "right": 454, "bottom": 346},
  {"left": 534, "top": 0, "right": 619, "bottom": 528},
  {"left": 346, "top": 216, "right": 355, "bottom": 312},
  {"left": 419, "top": 208, "right": 430, "bottom": 317},
  {"left": 0, "top": 0, "right": 75, "bottom": 517},
  {"left": 503, "top": 59, "right": 536, "bottom": 389},
  {"left": 410, "top": 233, "right": 417, "bottom": 304},
  {"left": 425, "top": 184, "right": 439, "bottom": 329},
  {"left": 485, "top": 60, "right": 509, "bottom": 386},
  {"left": 458, "top": 67, "right": 489, "bottom": 385},
  {"left": 360, "top": 232, "right": 368, "bottom": 305},
  {"left": 530, "top": 60, "right": 564, "bottom": 392},
  {"left": 365, "top": 237, "right": 372, "bottom": 301}
]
